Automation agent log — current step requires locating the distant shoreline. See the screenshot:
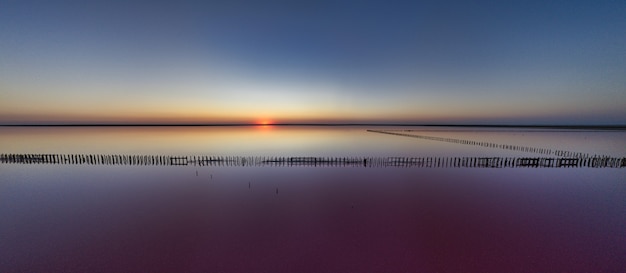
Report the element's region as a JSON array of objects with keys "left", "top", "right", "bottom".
[{"left": 1, "top": 124, "right": 625, "bottom": 130}]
